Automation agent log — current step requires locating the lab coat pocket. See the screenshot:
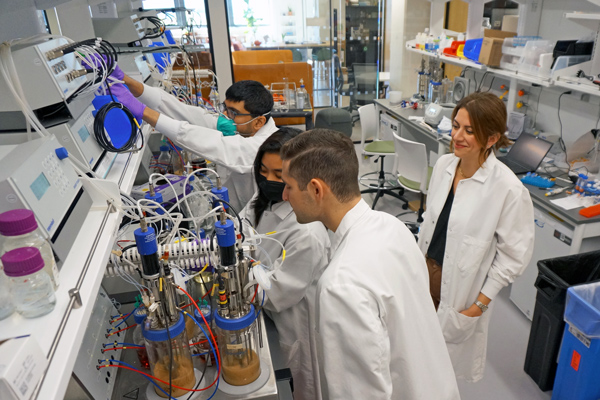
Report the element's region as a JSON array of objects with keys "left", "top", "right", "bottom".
[
  {"left": 438, "top": 301, "right": 480, "bottom": 344},
  {"left": 457, "top": 235, "right": 491, "bottom": 277}
]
